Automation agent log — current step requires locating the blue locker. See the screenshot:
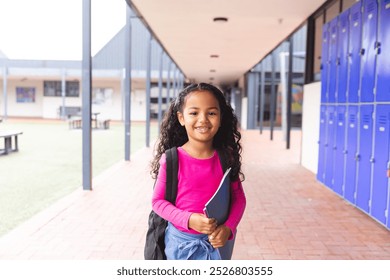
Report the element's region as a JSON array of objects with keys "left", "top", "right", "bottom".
[
  {"left": 388, "top": 198, "right": 390, "bottom": 230},
  {"left": 321, "top": 23, "right": 329, "bottom": 103},
  {"left": 356, "top": 105, "right": 374, "bottom": 213},
  {"left": 328, "top": 18, "right": 338, "bottom": 104},
  {"left": 360, "top": 0, "right": 378, "bottom": 103},
  {"left": 337, "top": 10, "right": 349, "bottom": 103},
  {"left": 375, "top": 0, "right": 390, "bottom": 102},
  {"left": 344, "top": 105, "right": 359, "bottom": 203},
  {"left": 317, "top": 105, "right": 327, "bottom": 183},
  {"left": 333, "top": 106, "right": 347, "bottom": 195},
  {"left": 348, "top": 2, "right": 362, "bottom": 103},
  {"left": 324, "top": 106, "right": 336, "bottom": 188},
  {"left": 370, "top": 105, "right": 390, "bottom": 224}
]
